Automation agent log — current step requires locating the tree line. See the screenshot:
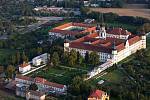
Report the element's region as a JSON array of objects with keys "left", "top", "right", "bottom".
[{"left": 50, "top": 46, "right": 100, "bottom": 68}]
